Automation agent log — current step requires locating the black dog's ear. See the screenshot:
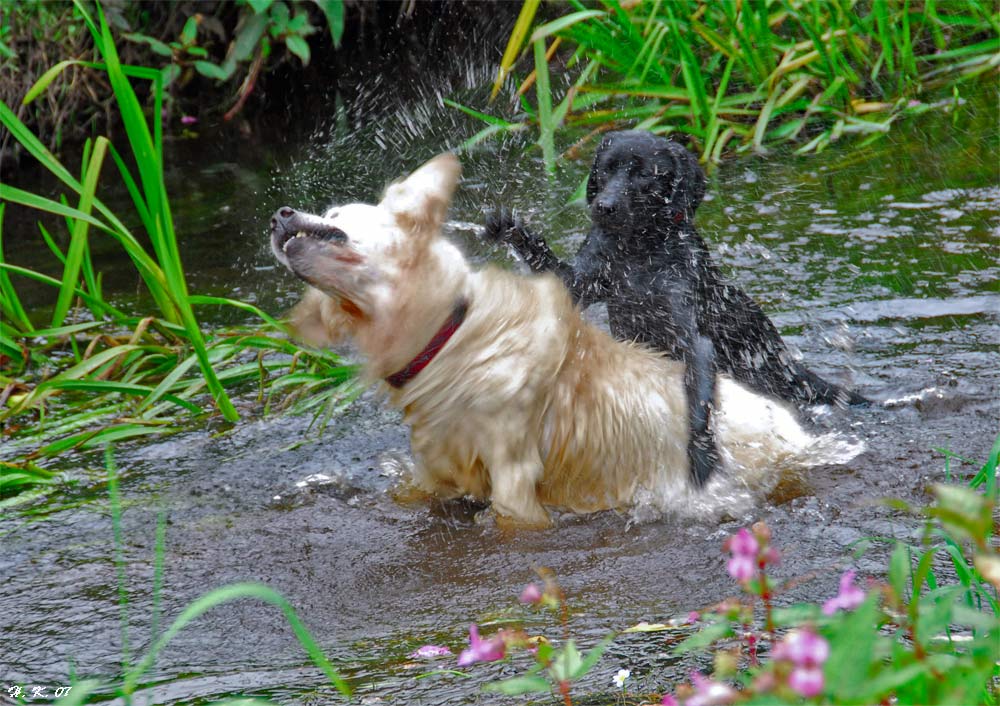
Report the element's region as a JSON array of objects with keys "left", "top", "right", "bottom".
[{"left": 663, "top": 142, "right": 706, "bottom": 219}]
